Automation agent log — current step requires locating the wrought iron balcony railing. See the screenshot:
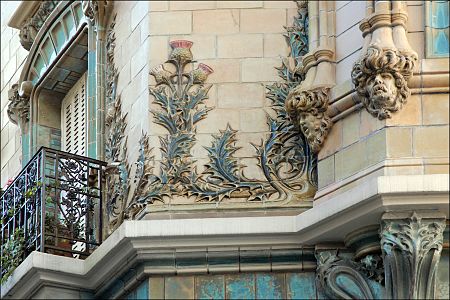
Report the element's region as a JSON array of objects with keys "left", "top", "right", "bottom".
[{"left": 1, "top": 147, "right": 106, "bottom": 282}]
